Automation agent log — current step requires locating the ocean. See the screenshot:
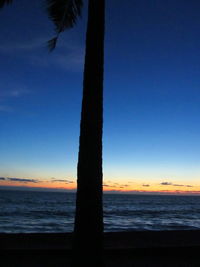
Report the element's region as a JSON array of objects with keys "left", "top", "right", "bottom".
[{"left": 1, "top": 189, "right": 200, "bottom": 233}]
